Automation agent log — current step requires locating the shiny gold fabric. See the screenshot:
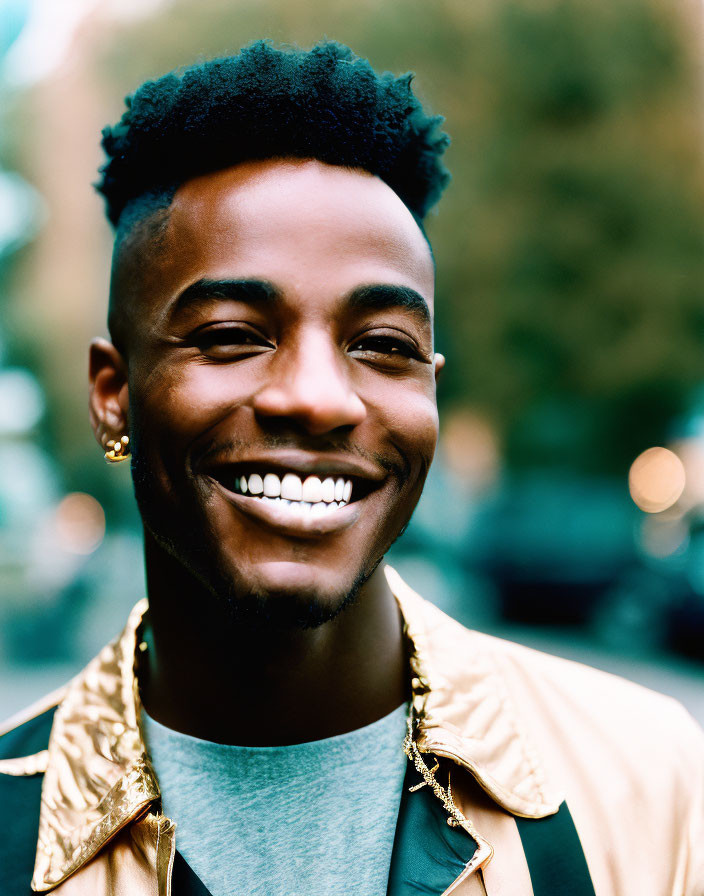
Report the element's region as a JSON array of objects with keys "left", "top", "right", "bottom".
[
  {"left": 46, "top": 812, "right": 175, "bottom": 896},
  {"left": 386, "top": 567, "right": 562, "bottom": 818},
  {"left": 32, "top": 600, "right": 160, "bottom": 891},
  {"left": 1, "top": 565, "right": 703, "bottom": 895}
]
